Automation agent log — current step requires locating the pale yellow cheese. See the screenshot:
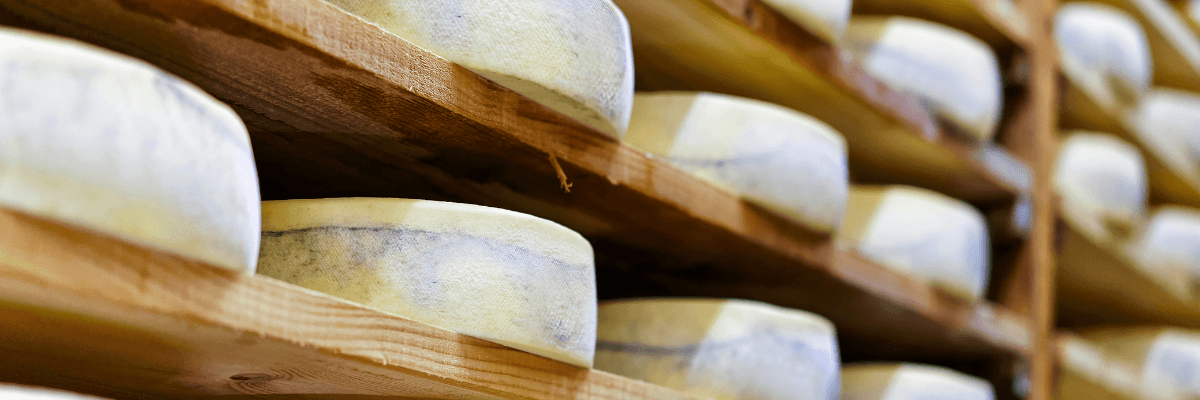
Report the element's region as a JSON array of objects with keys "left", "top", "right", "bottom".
[
  {"left": 1080, "top": 327, "right": 1200, "bottom": 400},
  {"left": 595, "top": 298, "right": 840, "bottom": 400},
  {"left": 759, "top": 0, "right": 852, "bottom": 43},
  {"left": 0, "top": 28, "right": 260, "bottom": 273},
  {"left": 325, "top": 0, "right": 634, "bottom": 138},
  {"left": 1053, "top": 132, "right": 1147, "bottom": 241},
  {"left": 841, "top": 364, "right": 995, "bottom": 400},
  {"left": 1055, "top": 3, "right": 1153, "bottom": 109},
  {"left": 844, "top": 17, "right": 1002, "bottom": 142},
  {"left": 1125, "top": 206, "right": 1200, "bottom": 300},
  {"left": 1130, "top": 89, "right": 1200, "bottom": 185},
  {"left": 626, "top": 92, "right": 849, "bottom": 233},
  {"left": 838, "top": 185, "right": 990, "bottom": 301},
  {"left": 256, "top": 198, "right": 597, "bottom": 367}
]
